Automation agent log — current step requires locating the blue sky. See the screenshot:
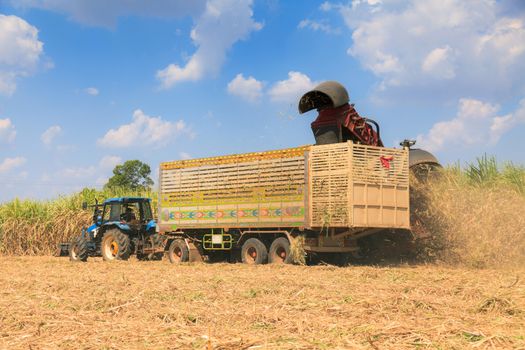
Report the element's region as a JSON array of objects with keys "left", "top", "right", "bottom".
[{"left": 0, "top": 0, "right": 524, "bottom": 202}]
